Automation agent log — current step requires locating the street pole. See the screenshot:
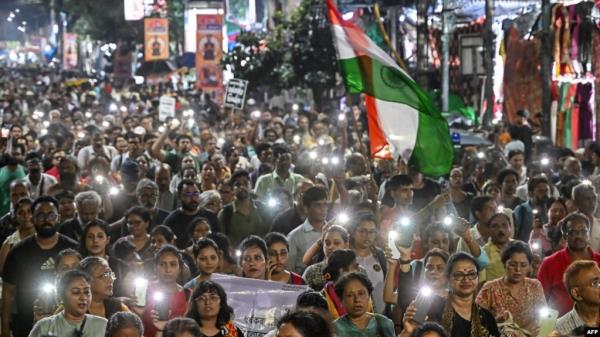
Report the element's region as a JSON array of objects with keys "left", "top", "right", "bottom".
[
  {"left": 416, "top": 0, "right": 430, "bottom": 89},
  {"left": 388, "top": 6, "right": 398, "bottom": 52},
  {"left": 441, "top": 0, "right": 451, "bottom": 112},
  {"left": 541, "top": 0, "right": 552, "bottom": 139},
  {"left": 483, "top": 0, "right": 494, "bottom": 126}
]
